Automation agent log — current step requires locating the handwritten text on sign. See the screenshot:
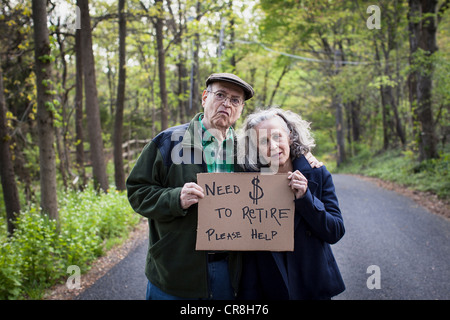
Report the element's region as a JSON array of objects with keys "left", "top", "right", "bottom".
[{"left": 196, "top": 173, "right": 295, "bottom": 251}]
